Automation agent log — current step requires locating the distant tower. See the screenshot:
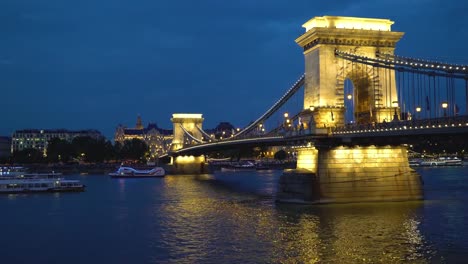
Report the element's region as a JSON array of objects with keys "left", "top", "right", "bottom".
[
  {"left": 136, "top": 115, "right": 144, "bottom": 129},
  {"left": 170, "top": 113, "right": 204, "bottom": 151}
]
